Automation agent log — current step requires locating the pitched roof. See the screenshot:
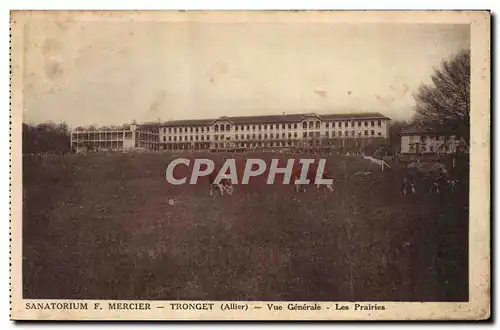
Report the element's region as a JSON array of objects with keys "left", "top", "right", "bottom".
[
  {"left": 160, "top": 112, "right": 390, "bottom": 127},
  {"left": 400, "top": 125, "right": 440, "bottom": 135}
]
